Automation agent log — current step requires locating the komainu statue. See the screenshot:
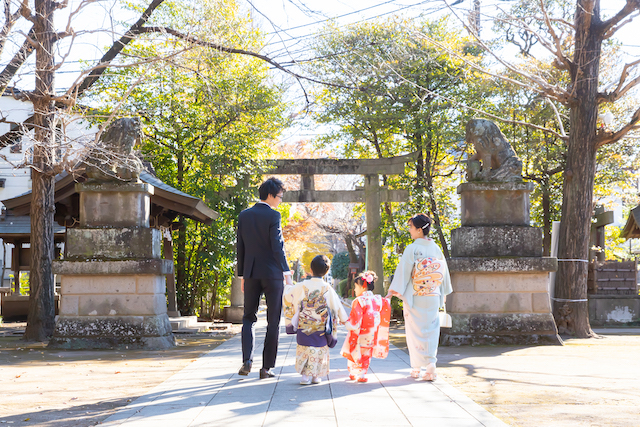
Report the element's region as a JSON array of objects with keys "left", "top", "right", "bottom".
[
  {"left": 85, "top": 118, "right": 143, "bottom": 182},
  {"left": 466, "top": 119, "right": 522, "bottom": 182}
]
